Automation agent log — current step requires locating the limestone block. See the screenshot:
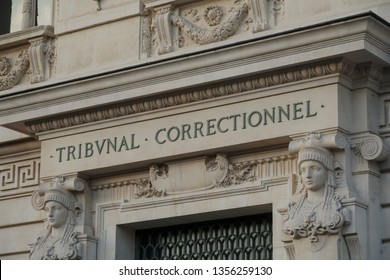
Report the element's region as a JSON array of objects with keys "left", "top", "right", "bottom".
[
  {"left": 55, "top": 18, "right": 139, "bottom": 78},
  {"left": 283, "top": 0, "right": 390, "bottom": 27}
]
